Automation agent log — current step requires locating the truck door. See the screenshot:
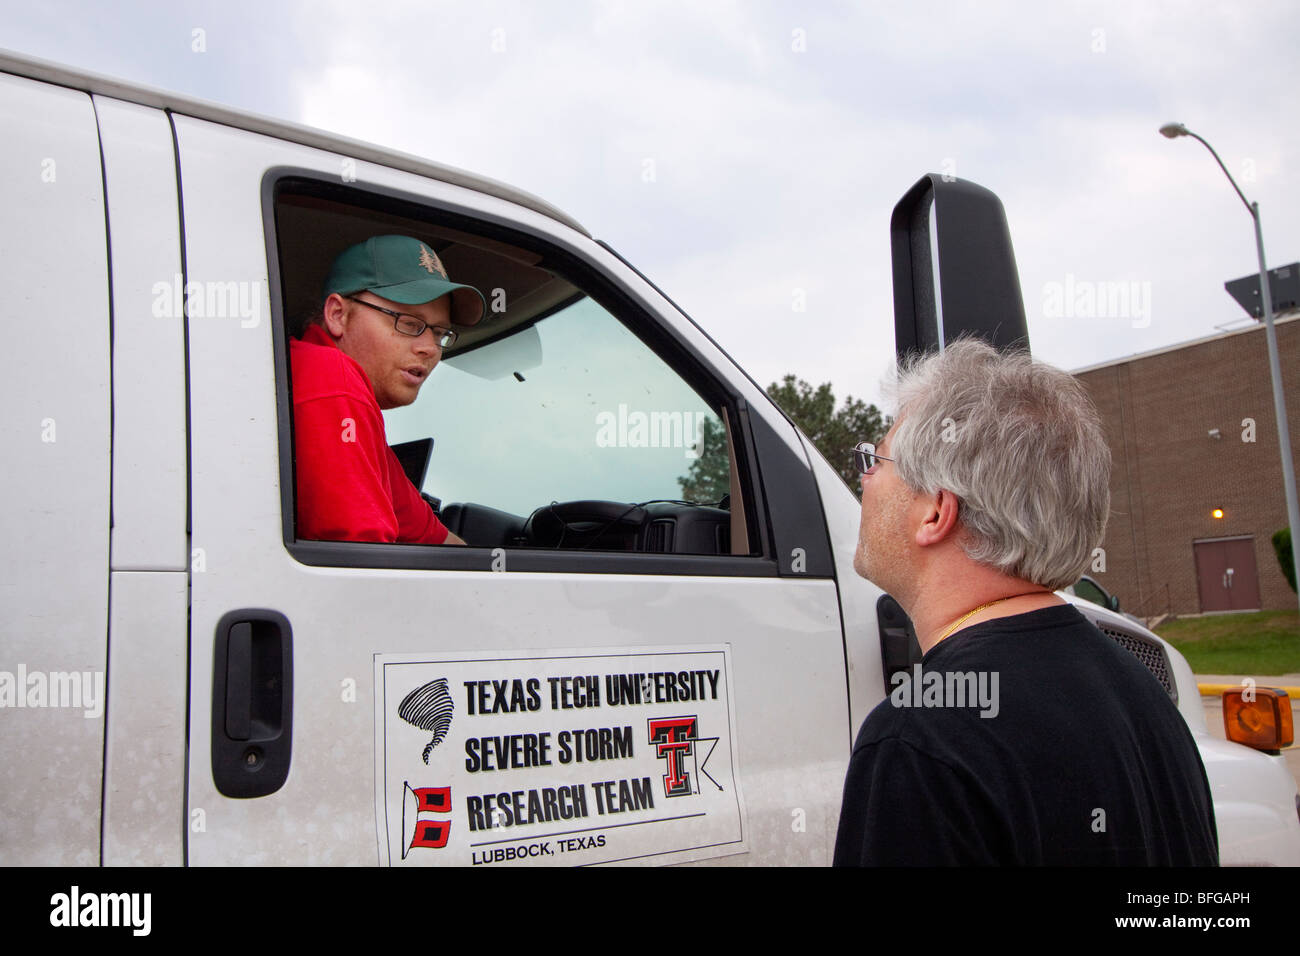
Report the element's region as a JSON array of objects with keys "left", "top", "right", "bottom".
[{"left": 177, "top": 115, "right": 852, "bottom": 865}]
